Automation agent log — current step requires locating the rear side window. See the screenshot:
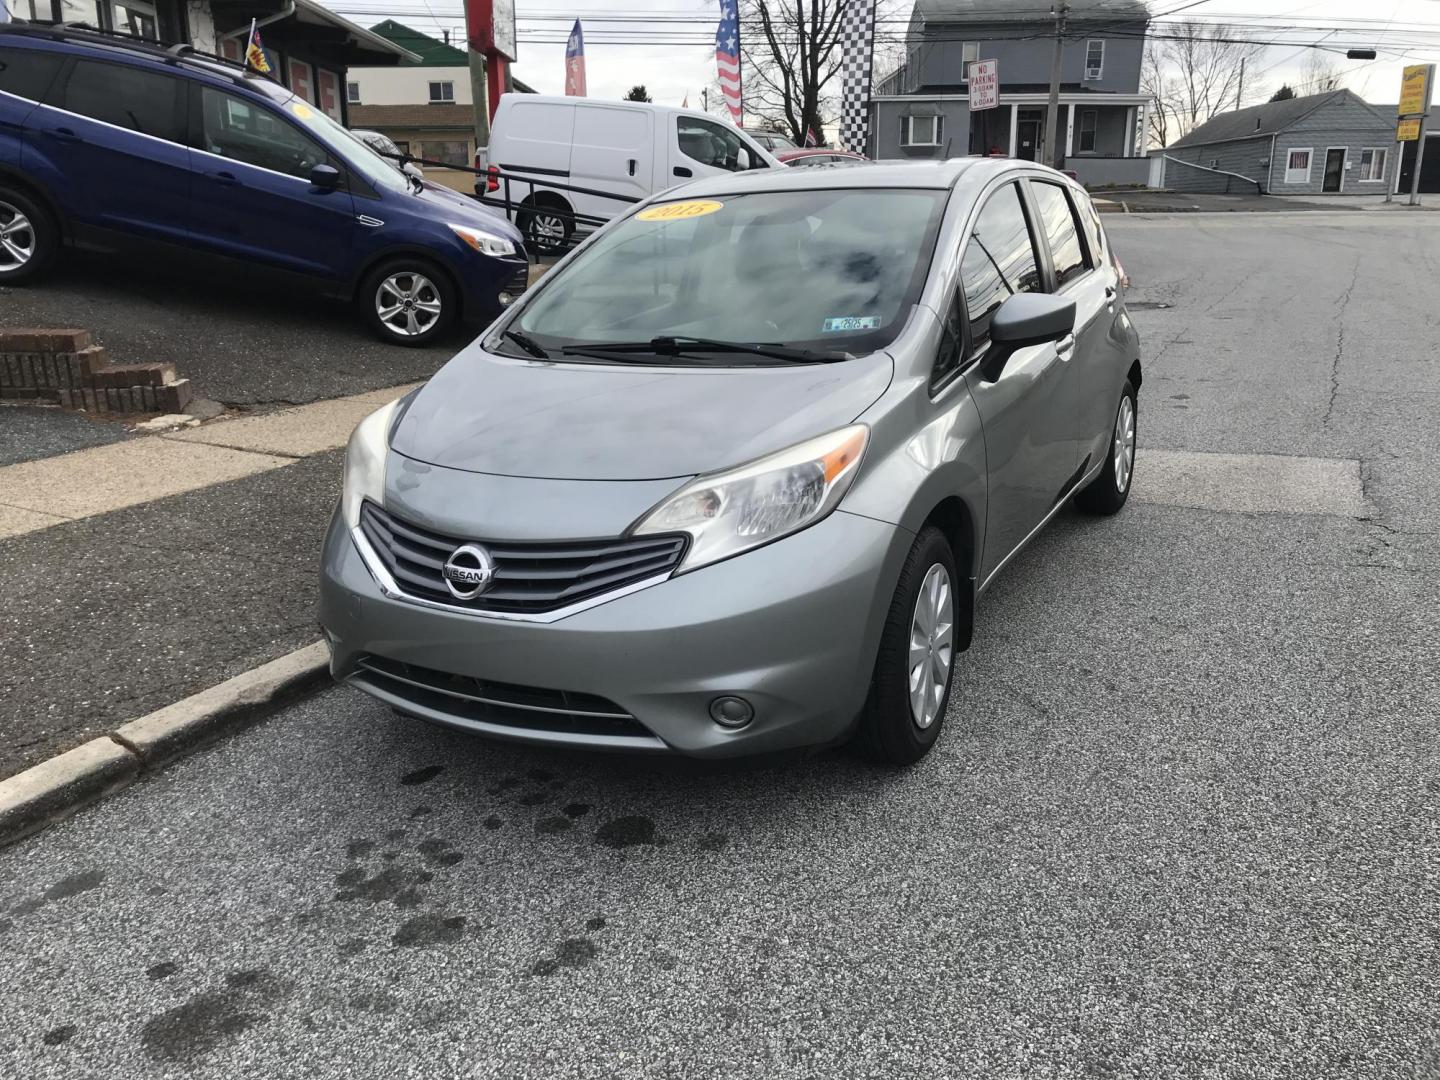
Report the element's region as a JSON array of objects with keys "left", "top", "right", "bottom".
[
  {"left": 1075, "top": 190, "right": 1106, "bottom": 267},
  {"left": 0, "top": 47, "right": 65, "bottom": 102},
  {"left": 1029, "top": 180, "right": 1087, "bottom": 287},
  {"left": 57, "top": 60, "right": 186, "bottom": 144}
]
